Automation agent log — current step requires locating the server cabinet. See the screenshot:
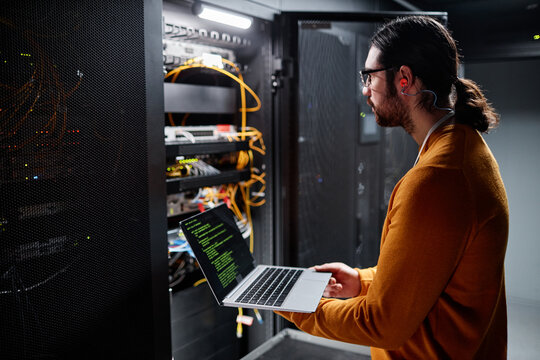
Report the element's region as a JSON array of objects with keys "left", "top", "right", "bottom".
[
  {"left": 0, "top": 1, "right": 170, "bottom": 359},
  {"left": 161, "top": 1, "right": 275, "bottom": 358},
  {"left": 273, "top": 11, "right": 447, "bottom": 270}
]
